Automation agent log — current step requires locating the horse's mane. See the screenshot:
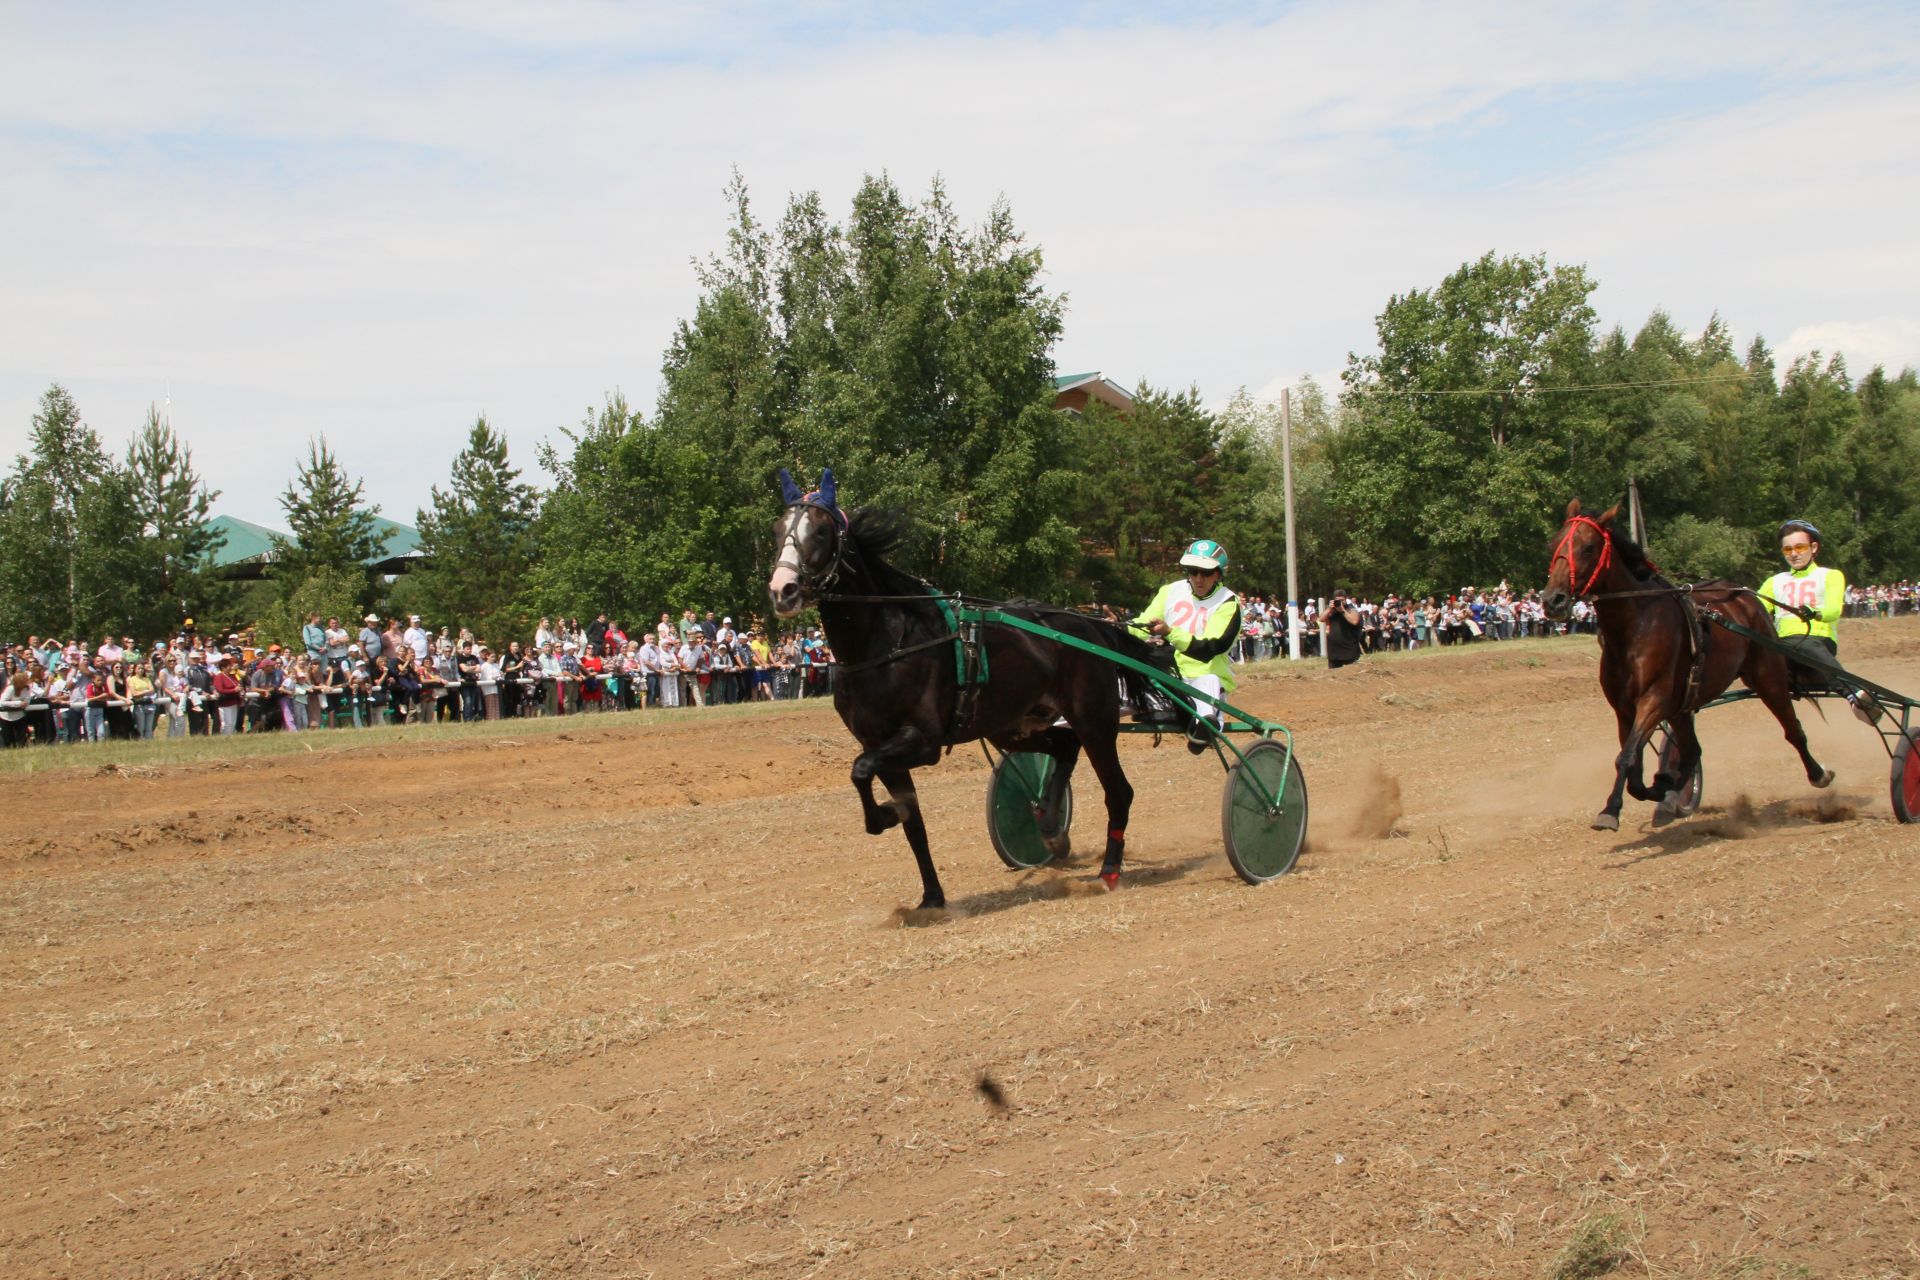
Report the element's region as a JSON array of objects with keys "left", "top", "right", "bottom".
[
  {"left": 842, "top": 507, "right": 925, "bottom": 597},
  {"left": 1605, "top": 523, "right": 1667, "bottom": 584},
  {"left": 846, "top": 506, "right": 910, "bottom": 564}
]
